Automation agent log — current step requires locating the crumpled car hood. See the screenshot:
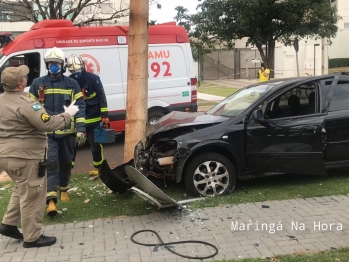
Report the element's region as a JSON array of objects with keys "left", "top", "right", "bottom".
[{"left": 146, "top": 111, "right": 229, "bottom": 136}]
